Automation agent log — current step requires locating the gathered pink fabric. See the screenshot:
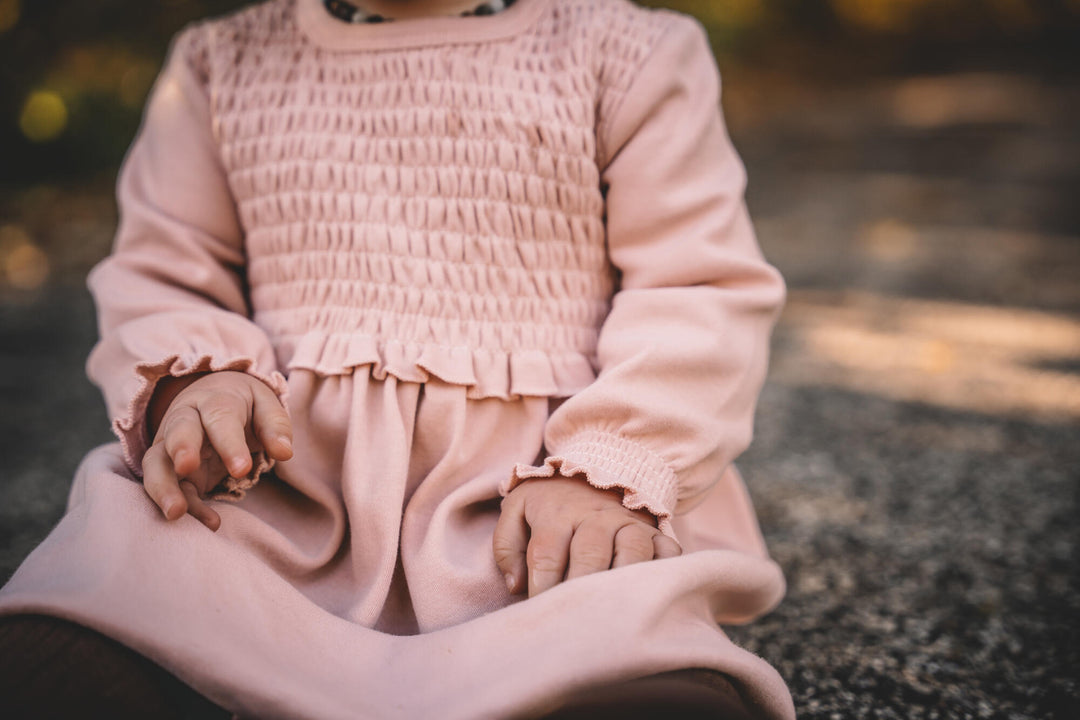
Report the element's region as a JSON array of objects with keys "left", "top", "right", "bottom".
[{"left": 0, "top": 0, "right": 793, "bottom": 717}]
